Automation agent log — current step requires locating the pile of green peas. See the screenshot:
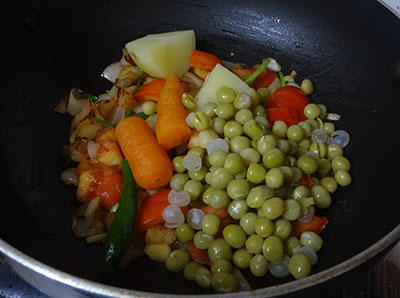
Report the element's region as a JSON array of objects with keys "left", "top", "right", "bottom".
[{"left": 162, "top": 81, "right": 351, "bottom": 293}]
